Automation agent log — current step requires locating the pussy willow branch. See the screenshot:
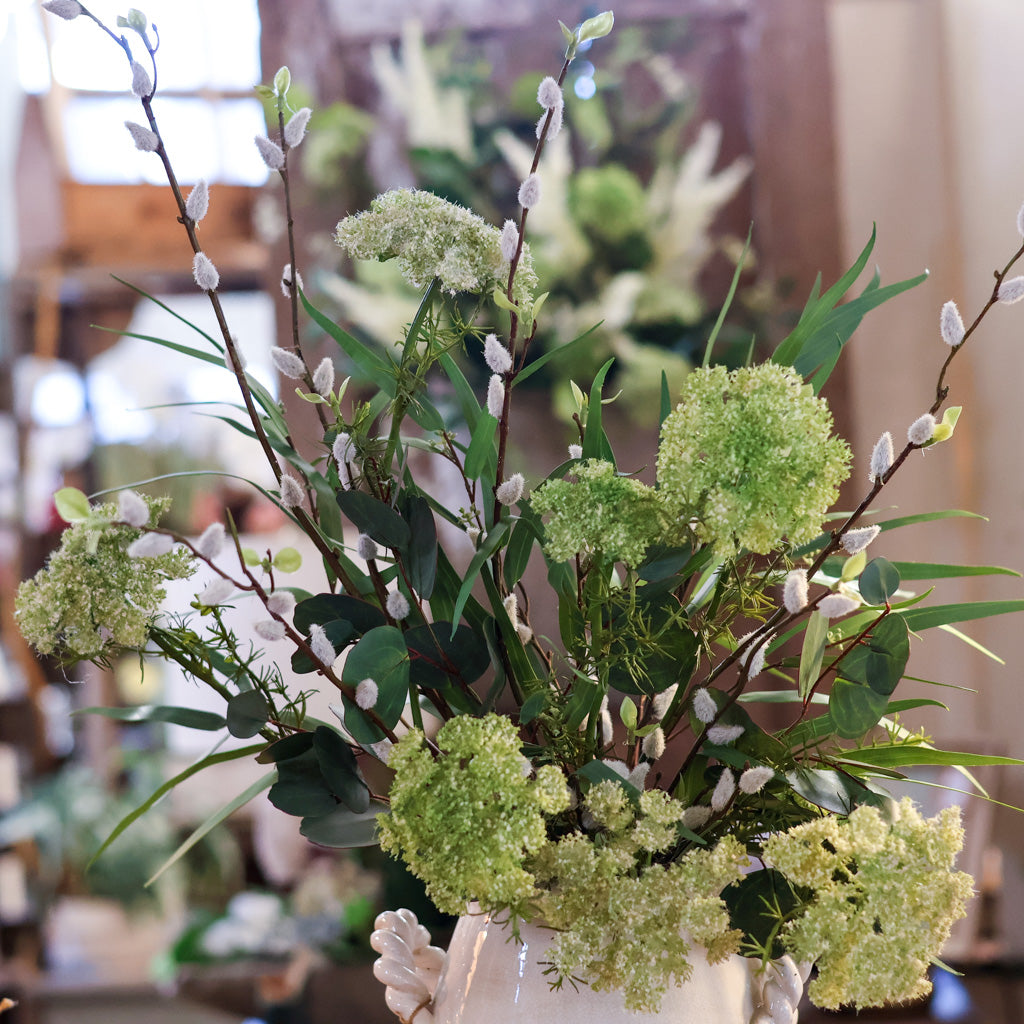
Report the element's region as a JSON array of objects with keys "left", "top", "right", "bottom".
[
  {"left": 665, "top": 237, "right": 1024, "bottom": 789},
  {"left": 492, "top": 56, "right": 572, "bottom": 510}
]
